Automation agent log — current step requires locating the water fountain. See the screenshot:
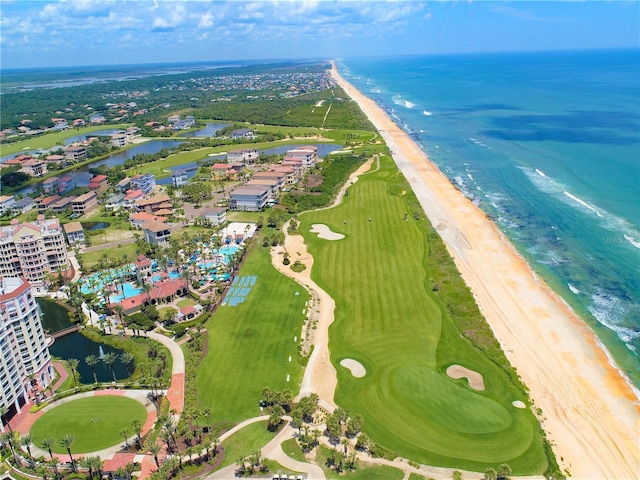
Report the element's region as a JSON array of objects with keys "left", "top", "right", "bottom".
[{"left": 98, "top": 345, "right": 105, "bottom": 359}]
